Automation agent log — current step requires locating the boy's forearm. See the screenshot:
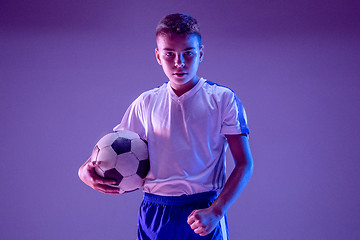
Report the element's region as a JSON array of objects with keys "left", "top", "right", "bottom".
[{"left": 210, "top": 162, "right": 253, "bottom": 216}]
